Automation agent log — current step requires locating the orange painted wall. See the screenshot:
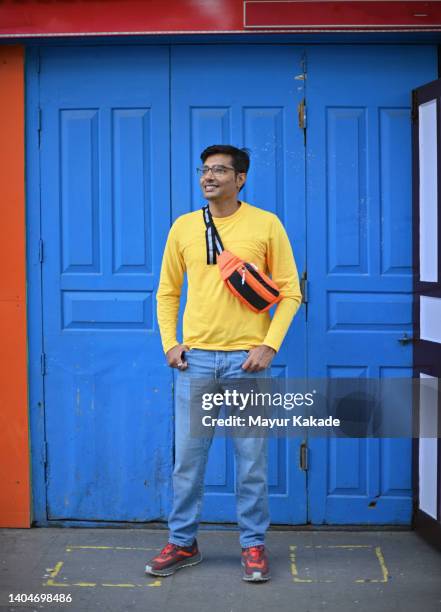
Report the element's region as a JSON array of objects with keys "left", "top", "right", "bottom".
[{"left": 0, "top": 46, "right": 31, "bottom": 528}]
